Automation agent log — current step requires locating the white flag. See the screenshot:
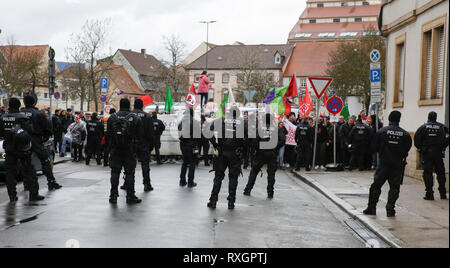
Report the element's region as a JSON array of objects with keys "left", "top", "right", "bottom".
[{"left": 228, "top": 83, "right": 236, "bottom": 105}]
